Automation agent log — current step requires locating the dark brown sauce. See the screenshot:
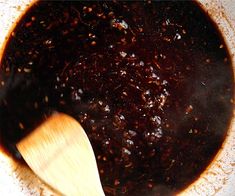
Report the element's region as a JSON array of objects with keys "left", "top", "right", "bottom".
[{"left": 0, "top": 1, "right": 233, "bottom": 195}]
